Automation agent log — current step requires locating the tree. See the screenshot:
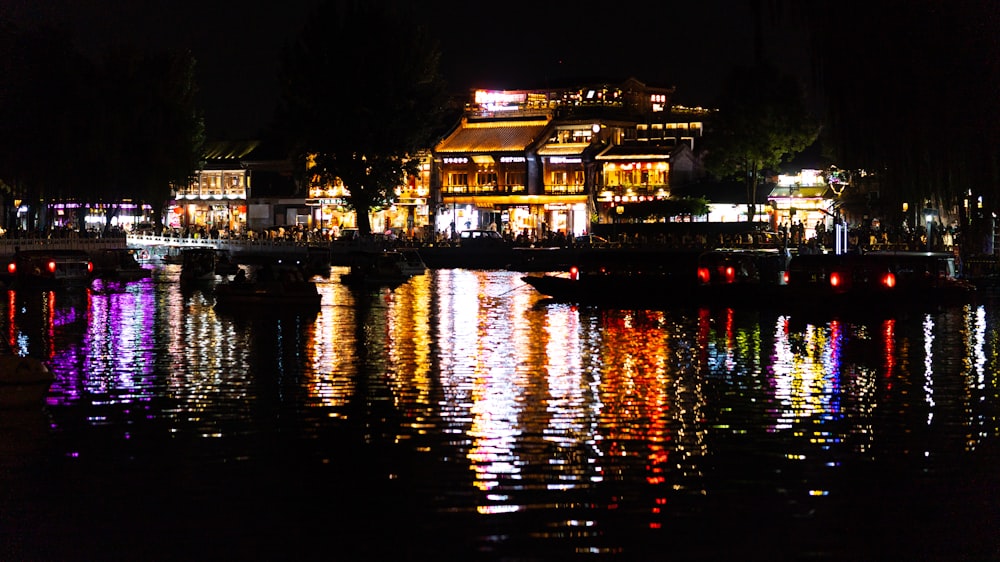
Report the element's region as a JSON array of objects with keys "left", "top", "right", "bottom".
[
  {"left": 81, "top": 47, "right": 205, "bottom": 232},
  {"left": 0, "top": 21, "right": 204, "bottom": 233},
  {"left": 277, "top": 0, "right": 449, "bottom": 235},
  {"left": 0, "top": 22, "right": 90, "bottom": 231},
  {"left": 619, "top": 197, "right": 710, "bottom": 221},
  {"left": 801, "top": 0, "right": 1000, "bottom": 255},
  {"left": 703, "top": 64, "right": 819, "bottom": 224}
]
